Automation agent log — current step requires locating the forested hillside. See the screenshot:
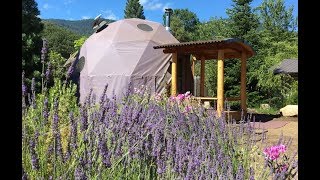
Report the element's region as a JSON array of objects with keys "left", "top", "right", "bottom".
[{"left": 43, "top": 18, "right": 115, "bottom": 36}]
